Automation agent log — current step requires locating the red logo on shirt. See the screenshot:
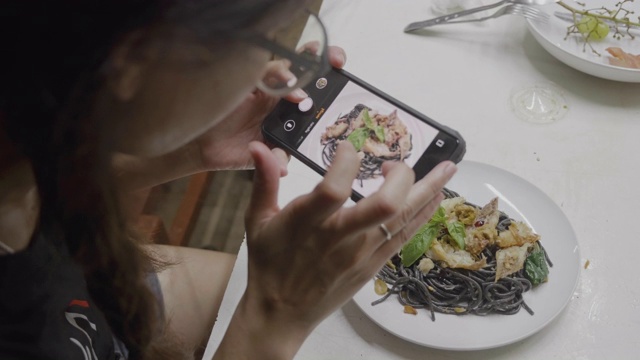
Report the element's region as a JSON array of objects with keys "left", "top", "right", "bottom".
[{"left": 66, "top": 299, "right": 98, "bottom": 360}]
